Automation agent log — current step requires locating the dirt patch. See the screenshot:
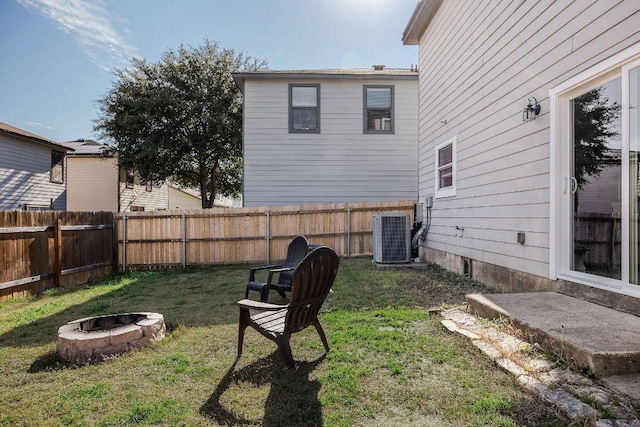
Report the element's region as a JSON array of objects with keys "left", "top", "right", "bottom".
[{"left": 397, "top": 264, "right": 499, "bottom": 307}]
